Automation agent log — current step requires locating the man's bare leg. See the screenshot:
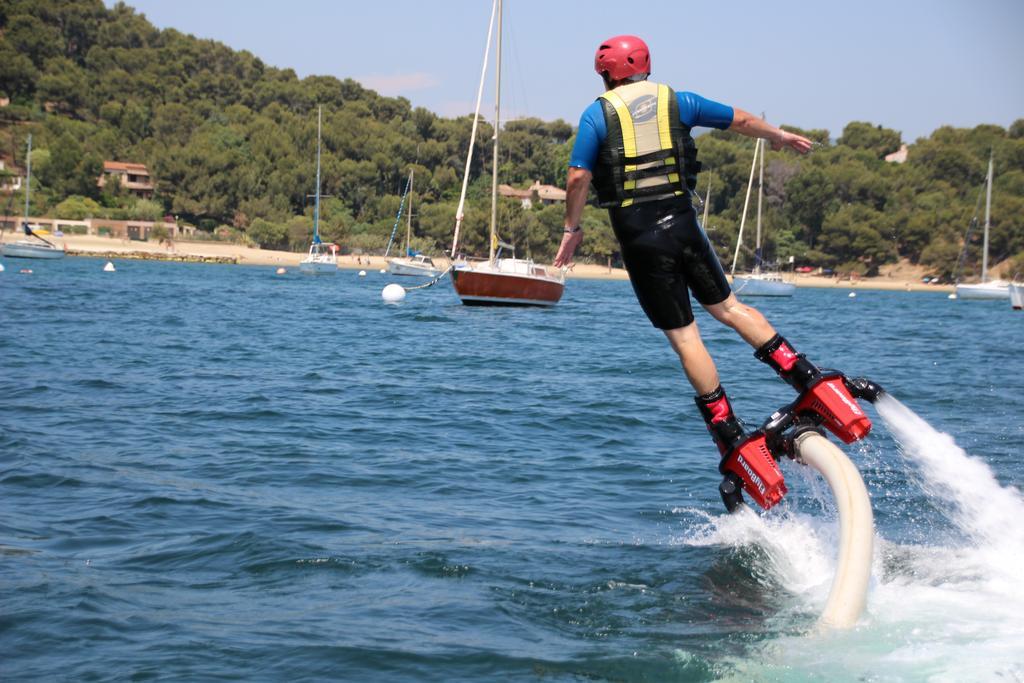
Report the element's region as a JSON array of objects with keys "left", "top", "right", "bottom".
[
  {"left": 702, "top": 293, "right": 776, "bottom": 349},
  {"left": 663, "top": 322, "right": 719, "bottom": 395},
  {"left": 704, "top": 293, "right": 824, "bottom": 392},
  {"left": 663, "top": 322, "right": 750, "bottom": 456}
]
